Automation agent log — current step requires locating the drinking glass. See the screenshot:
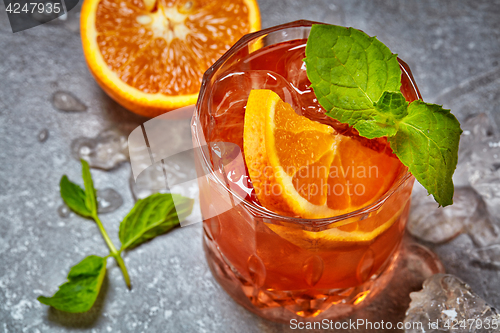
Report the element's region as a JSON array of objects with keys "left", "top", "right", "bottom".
[{"left": 191, "top": 20, "right": 420, "bottom": 322}]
